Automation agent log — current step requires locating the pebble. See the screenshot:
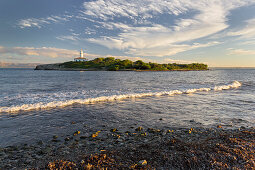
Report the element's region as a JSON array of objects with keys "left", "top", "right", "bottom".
[
  {"left": 138, "top": 160, "right": 147, "bottom": 166},
  {"left": 111, "top": 128, "right": 118, "bottom": 132},
  {"left": 65, "top": 137, "right": 71, "bottom": 141},
  {"left": 53, "top": 135, "right": 58, "bottom": 139},
  {"left": 135, "top": 126, "right": 143, "bottom": 131},
  {"left": 73, "top": 131, "right": 81, "bottom": 136},
  {"left": 52, "top": 139, "right": 60, "bottom": 142}
]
